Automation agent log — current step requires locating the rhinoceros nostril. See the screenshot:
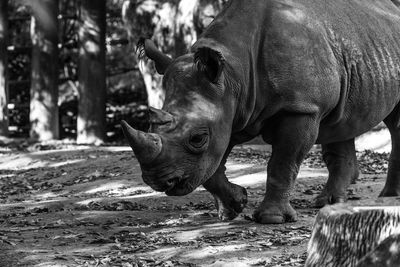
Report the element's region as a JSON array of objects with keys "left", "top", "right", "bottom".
[{"left": 166, "top": 177, "right": 178, "bottom": 188}]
